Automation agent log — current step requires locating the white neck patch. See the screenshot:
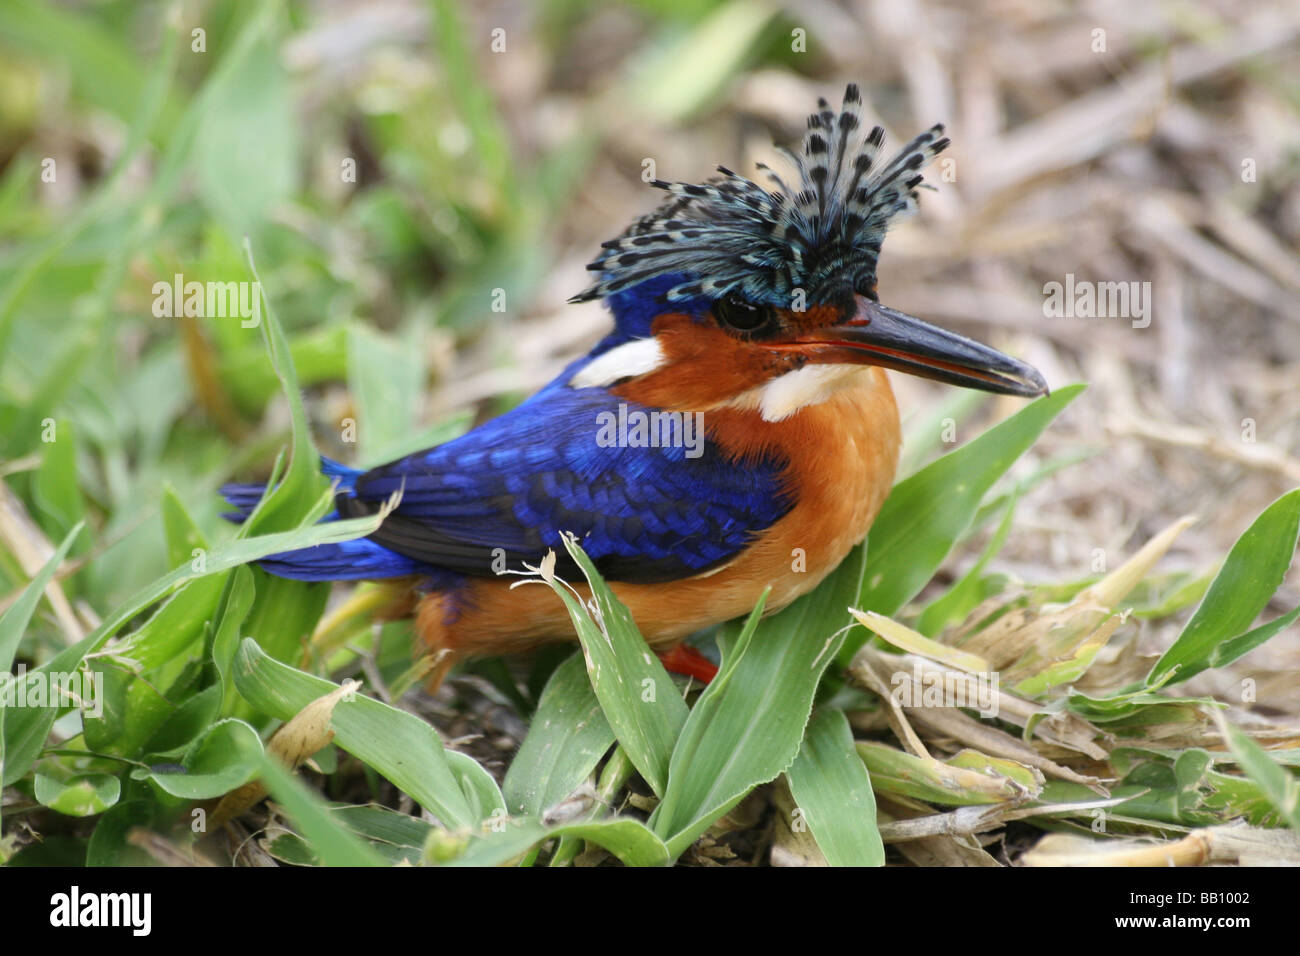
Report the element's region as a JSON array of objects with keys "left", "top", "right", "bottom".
[
  {"left": 569, "top": 338, "right": 666, "bottom": 389},
  {"left": 730, "top": 364, "right": 876, "bottom": 422}
]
